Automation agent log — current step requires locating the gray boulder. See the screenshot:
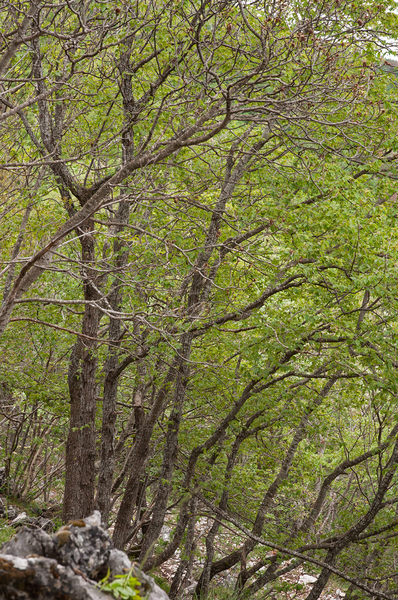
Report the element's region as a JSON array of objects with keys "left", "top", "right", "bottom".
[
  {"left": 5, "top": 507, "right": 17, "bottom": 520},
  {"left": 0, "top": 554, "right": 105, "bottom": 599},
  {"left": 7, "top": 512, "right": 54, "bottom": 532},
  {"left": 55, "top": 512, "right": 111, "bottom": 579},
  {"left": 0, "top": 511, "right": 170, "bottom": 600},
  {"left": 1, "top": 526, "right": 57, "bottom": 559}
]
